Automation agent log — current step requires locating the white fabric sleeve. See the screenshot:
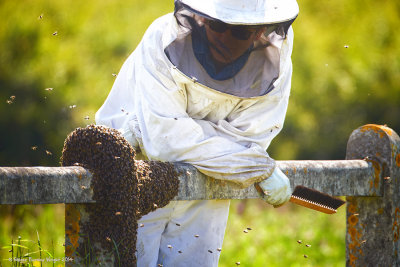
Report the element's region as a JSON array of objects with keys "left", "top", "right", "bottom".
[{"left": 96, "top": 16, "right": 293, "bottom": 188}]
